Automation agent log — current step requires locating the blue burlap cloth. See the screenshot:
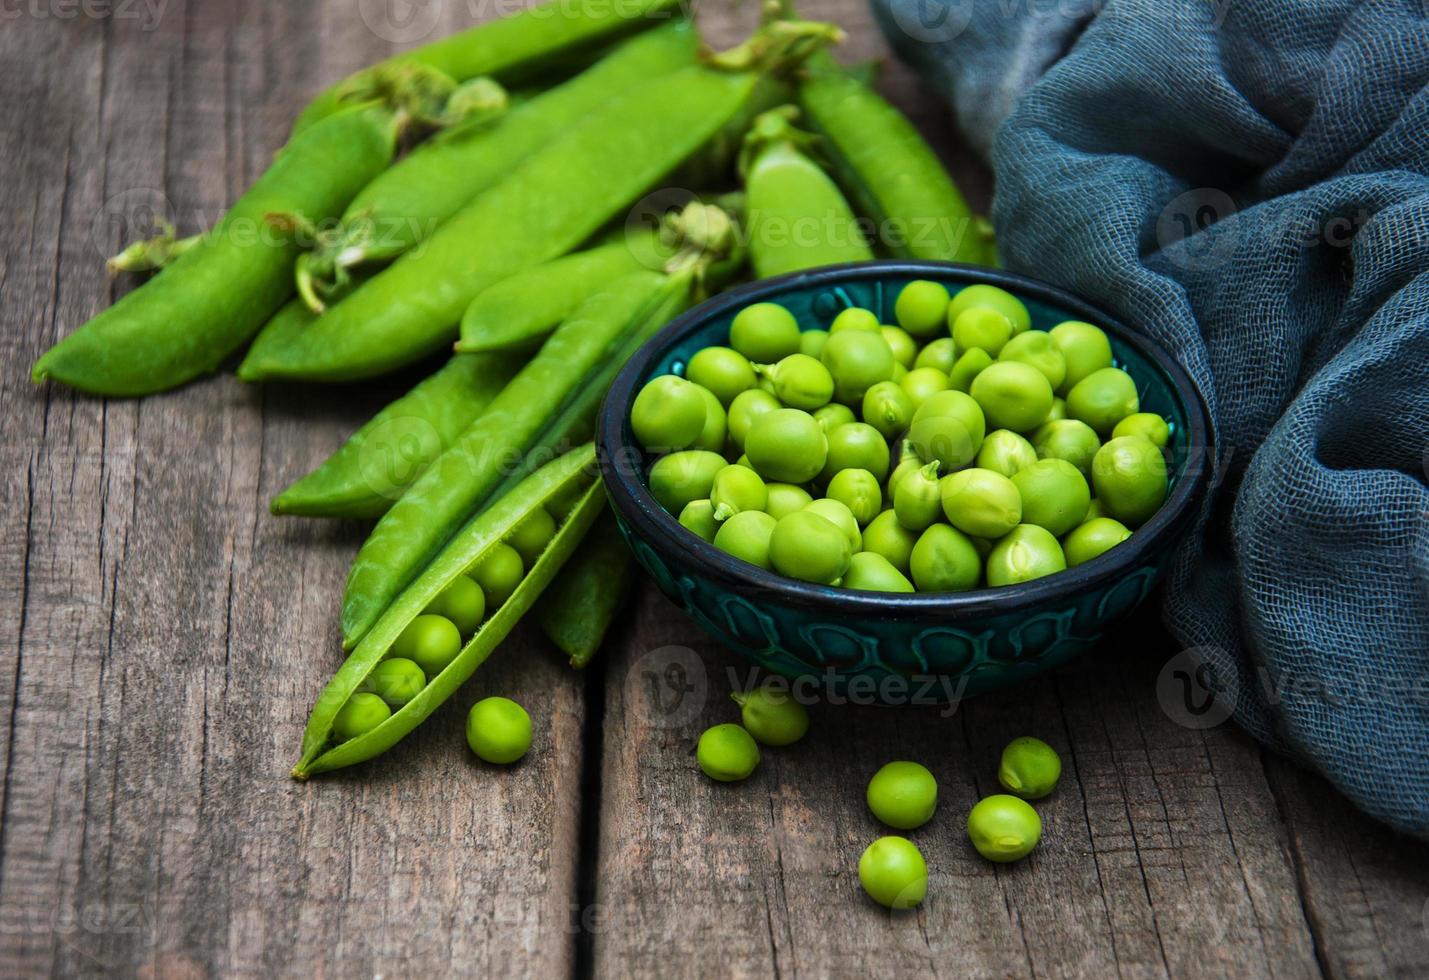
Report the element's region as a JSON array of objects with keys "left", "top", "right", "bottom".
[{"left": 872, "top": 0, "right": 1429, "bottom": 837}]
